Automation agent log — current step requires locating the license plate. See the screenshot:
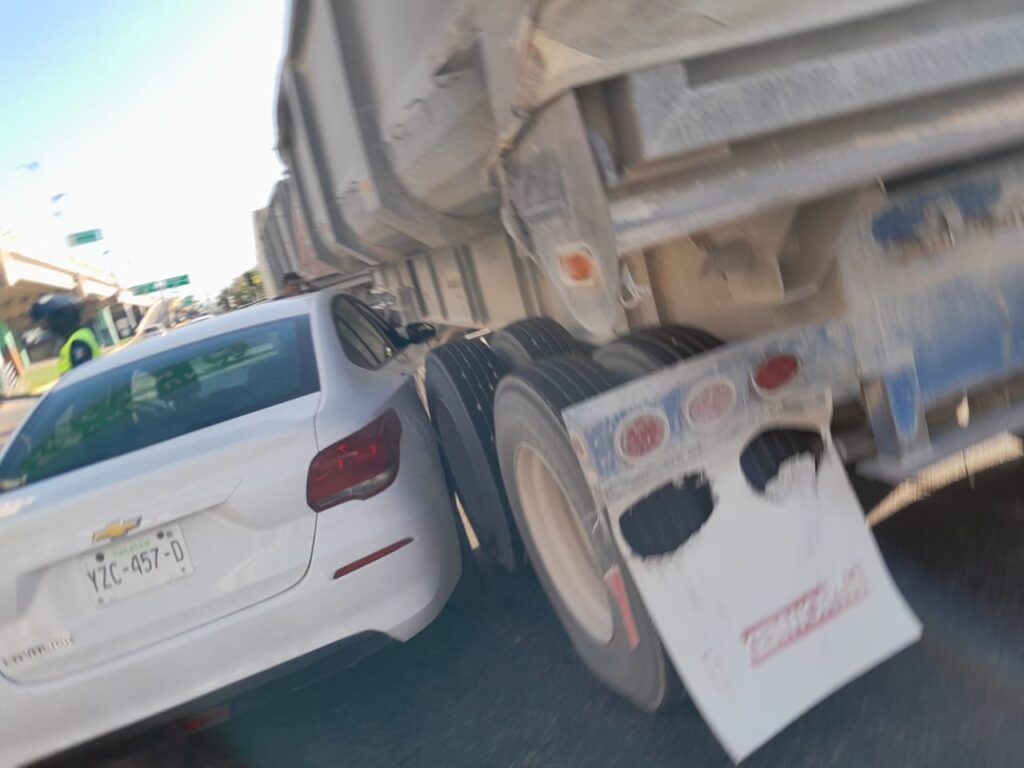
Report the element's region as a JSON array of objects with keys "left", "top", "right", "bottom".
[{"left": 81, "top": 525, "right": 194, "bottom": 606}]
